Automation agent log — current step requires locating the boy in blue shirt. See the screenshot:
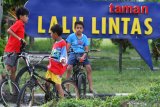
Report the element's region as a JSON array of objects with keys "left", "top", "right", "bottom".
[{"left": 66, "top": 21, "right": 93, "bottom": 93}]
